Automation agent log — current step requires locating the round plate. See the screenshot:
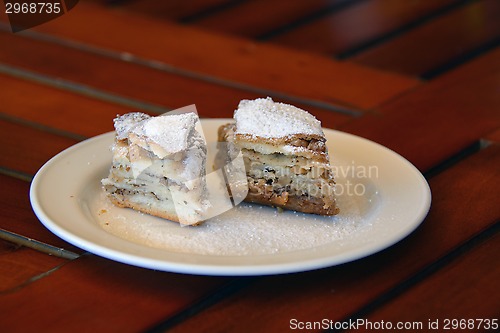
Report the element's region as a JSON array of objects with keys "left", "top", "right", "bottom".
[{"left": 30, "top": 119, "right": 431, "bottom": 275}]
